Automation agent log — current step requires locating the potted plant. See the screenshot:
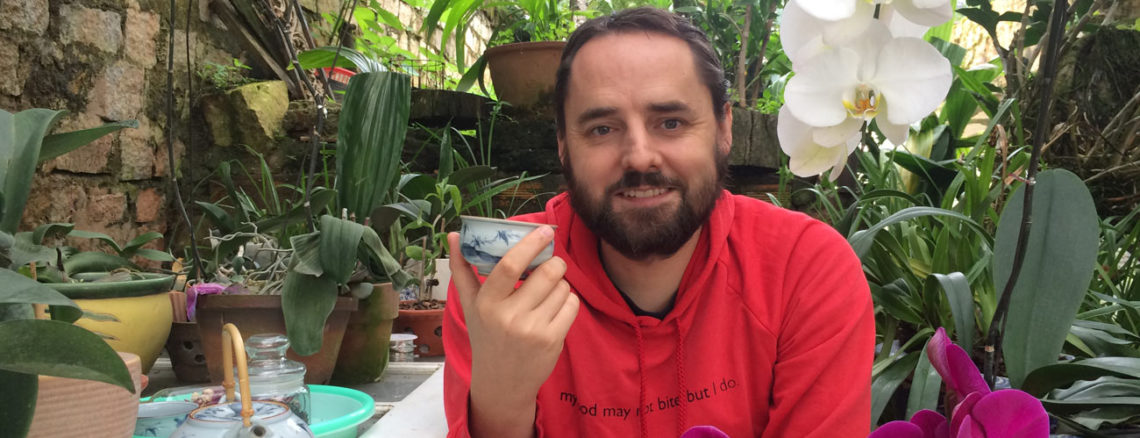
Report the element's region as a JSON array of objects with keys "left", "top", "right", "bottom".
[
  {"left": 421, "top": 0, "right": 595, "bottom": 109},
  {"left": 0, "top": 108, "right": 142, "bottom": 437},
  {"left": 377, "top": 126, "right": 543, "bottom": 356}
]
